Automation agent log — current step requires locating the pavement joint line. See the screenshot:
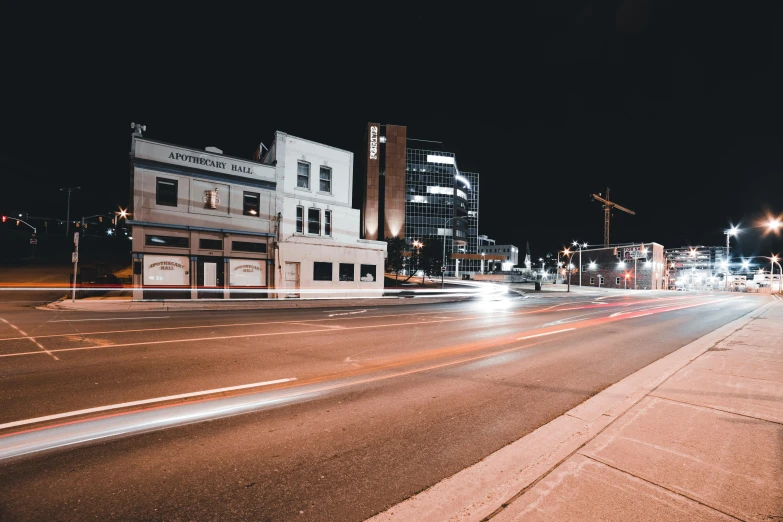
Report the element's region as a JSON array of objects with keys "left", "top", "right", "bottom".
[
  {"left": 0, "top": 378, "right": 297, "bottom": 432},
  {"left": 646, "top": 394, "right": 783, "bottom": 426},
  {"left": 688, "top": 366, "right": 783, "bottom": 385},
  {"left": 0, "top": 318, "right": 58, "bottom": 361},
  {"left": 0, "top": 296, "right": 735, "bottom": 358},
  {"left": 577, "top": 453, "right": 745, "bottom": 521},
  {"left": 377, "top": 297, "right": 778, "bottom": 522}
]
